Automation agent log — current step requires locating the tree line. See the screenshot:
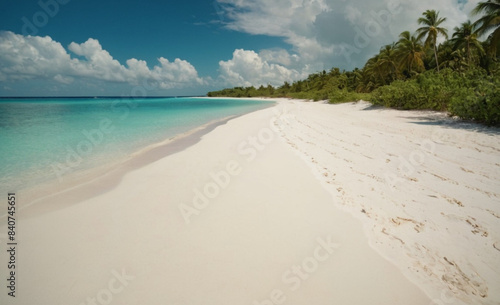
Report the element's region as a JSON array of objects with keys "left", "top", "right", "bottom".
[{"left": 208, "top": 1, "right": 500, "bottom": 126}]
